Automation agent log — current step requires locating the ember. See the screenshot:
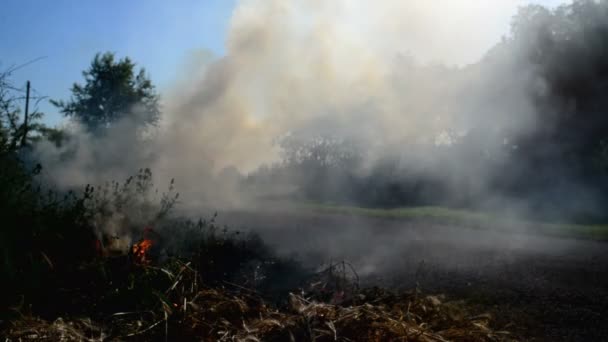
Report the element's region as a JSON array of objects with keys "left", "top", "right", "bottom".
[{"left": 132, "top": 238, "right": 153, "bottom": 264}]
